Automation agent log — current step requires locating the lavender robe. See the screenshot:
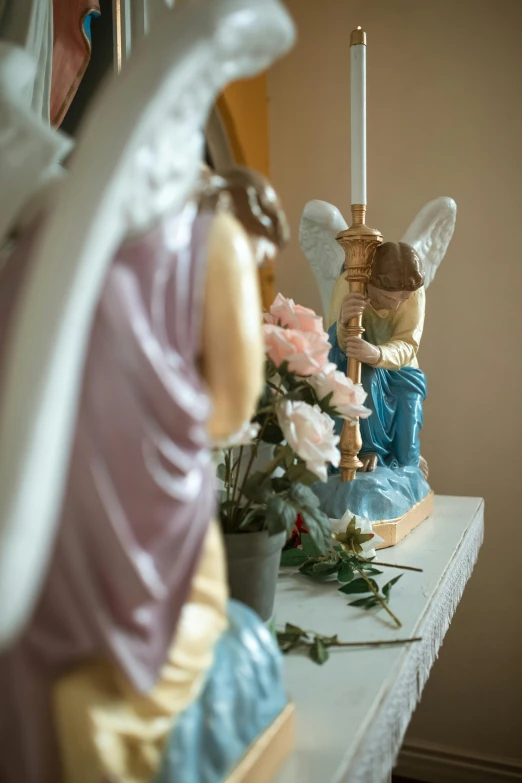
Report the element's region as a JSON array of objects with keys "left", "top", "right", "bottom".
[{"left": 0, "top": 204, "right": 215, "bottom": 783}]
